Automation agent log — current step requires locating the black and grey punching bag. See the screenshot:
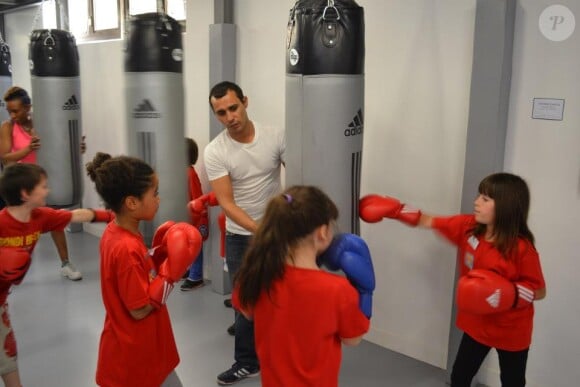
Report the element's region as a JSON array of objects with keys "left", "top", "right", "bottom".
[
  {"left": 125, "top": 13, "right": 187, "bottom": 244},
  {"left": 0, "top": 43, "right": 11, "bottom": 123},
  {"left": 285, "top": 0, "right": 365, "bottom": 234},
  {"left": 29, "top": 29, "right": 82, "bottom": 208}
]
